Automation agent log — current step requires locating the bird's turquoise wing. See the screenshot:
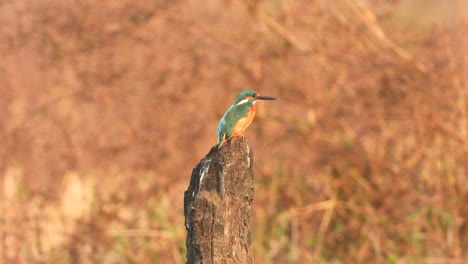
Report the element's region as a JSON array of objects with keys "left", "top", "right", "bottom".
[{"left": 217, "top": 103, "right": 250, "bottom": 147}]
